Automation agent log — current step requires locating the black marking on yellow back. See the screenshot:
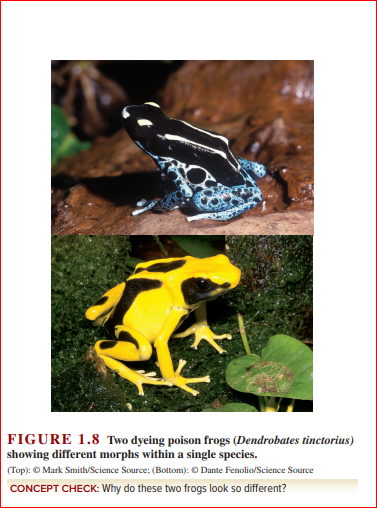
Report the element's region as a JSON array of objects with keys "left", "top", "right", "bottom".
[
  {"left": 134, "top": 259, "right": 186, "bottom": 275},
  {"left": 181, "top": 278, "right": 231, "bottom": 306},
  {"left": 105, "top": 278, "right": 162, "bottom": 331}
]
